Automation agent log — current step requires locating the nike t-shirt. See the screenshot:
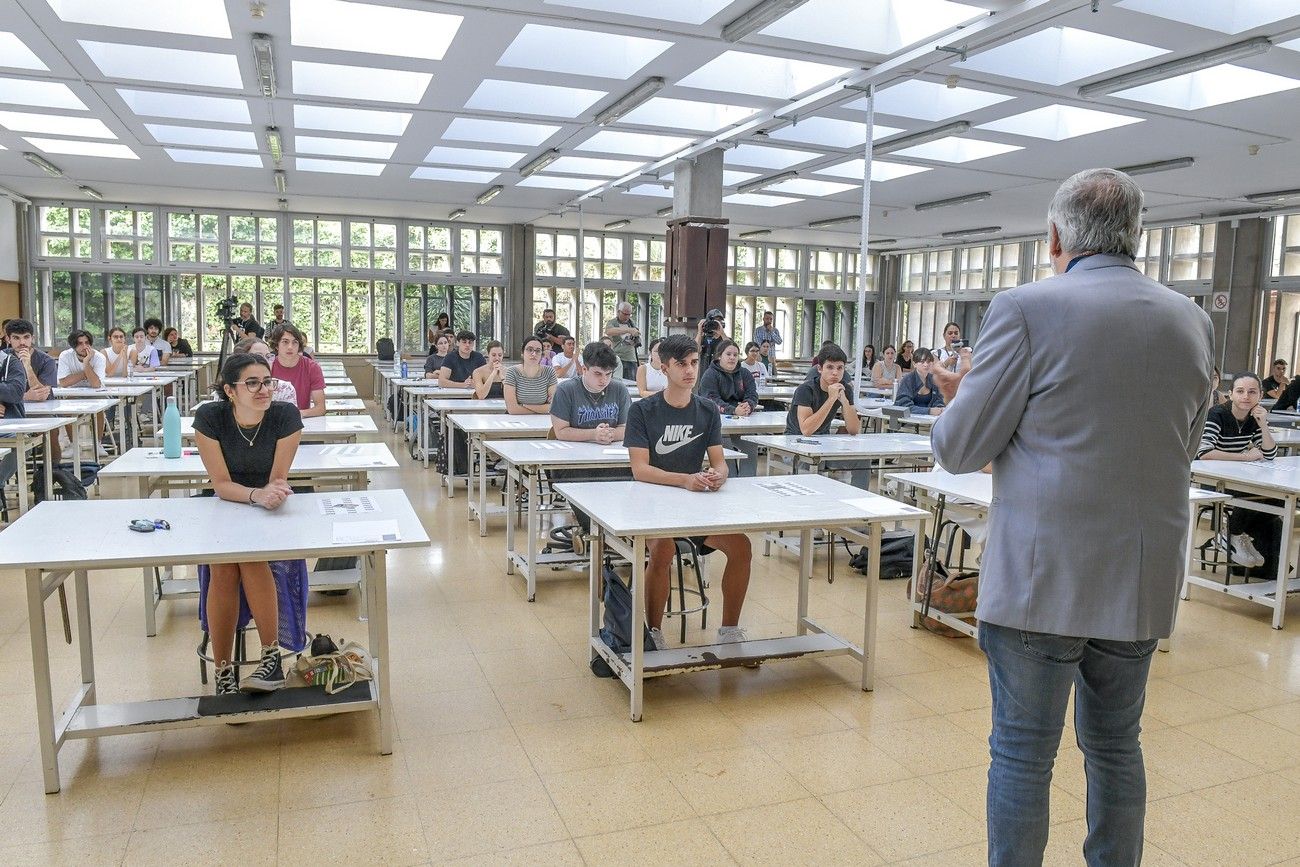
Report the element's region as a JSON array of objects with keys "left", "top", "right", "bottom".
[{"left": 625, "top": 392, "right": 722, "bottom": 475}]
